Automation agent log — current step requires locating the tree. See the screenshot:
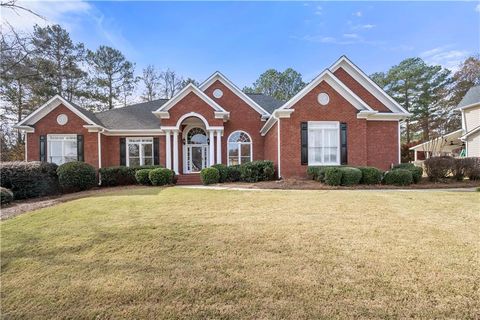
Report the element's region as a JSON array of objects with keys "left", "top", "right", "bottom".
[
  {"left": 450, "top": 56, "right": 480, "bottom": 106},
  {"left": 87, "top": 45, "right": 136, "bottom": 110},
  {"left": 140, "top": 65, "right": 161, "bottom": 101},
  {"left": 31, "top": 24, "right": 87, "bottom": 101},
  {"left": 243, "top": 68, "right": 305, "bottom": 101},
  {"left": 159, "top": 69, "right": 182, "bottom": 99},
  {"left": 179, "top": 77, "right": 199, "bottom": 89}
]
